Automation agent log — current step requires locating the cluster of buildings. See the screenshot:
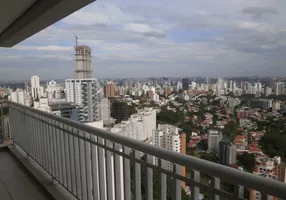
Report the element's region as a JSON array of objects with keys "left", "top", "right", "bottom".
[
  {"left": 7, "top": 43, "right": 187, "bottom": 173},
  {"left": 207, "top": 130, "right": 237, "bottom": 166},
  {"left": 179, "top": 77, "right": 286, "bottom": 98}
]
